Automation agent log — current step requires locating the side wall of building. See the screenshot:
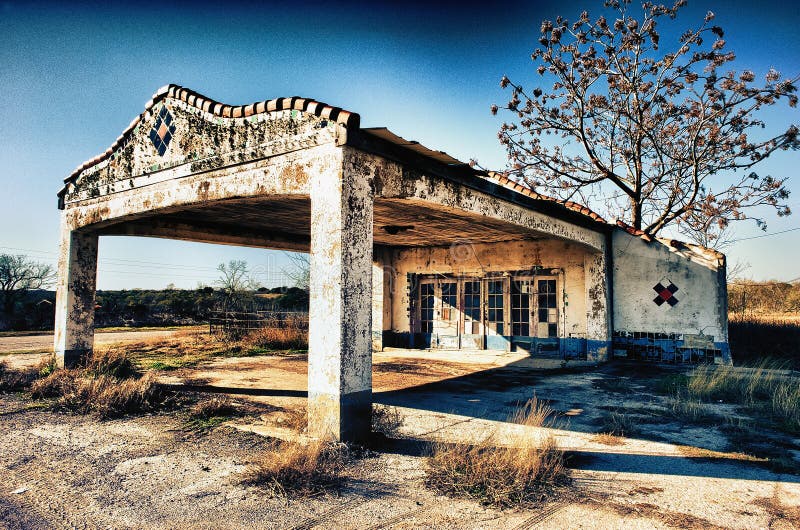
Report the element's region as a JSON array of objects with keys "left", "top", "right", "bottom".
[{"left": 611, "top": 230, "right": 730, "bottom": 363}]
